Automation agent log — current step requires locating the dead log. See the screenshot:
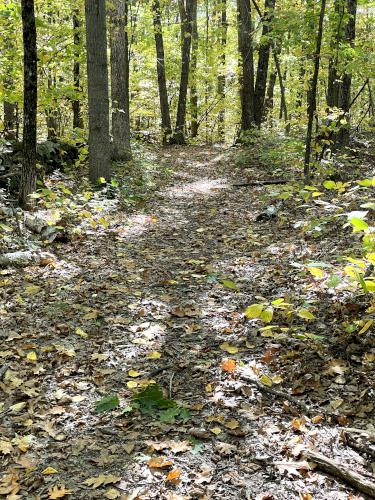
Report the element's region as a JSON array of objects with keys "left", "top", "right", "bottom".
[
  {"left": 0, "top": 250, "right": 54, "bottom": 268},
  {"left": 304, "top": 449, "right": 375, "bottom": 498},
  {"left": 233, "top": 179, "right": 288, "bottom": 187}
]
